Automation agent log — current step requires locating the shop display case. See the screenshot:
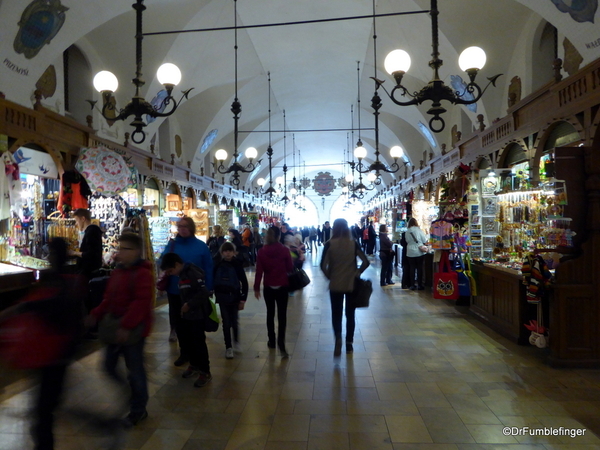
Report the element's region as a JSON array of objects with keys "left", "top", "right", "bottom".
[{"left": 148, "top": 216, "right": 171, "bottom": 259}]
